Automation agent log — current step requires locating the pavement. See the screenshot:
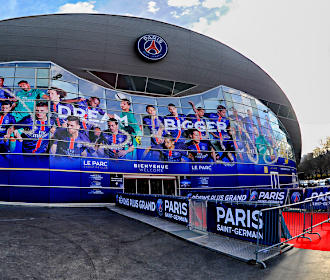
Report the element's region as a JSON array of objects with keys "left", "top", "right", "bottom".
[{"left": 0, "top": 205, "right": 330, "bottom": 280}]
